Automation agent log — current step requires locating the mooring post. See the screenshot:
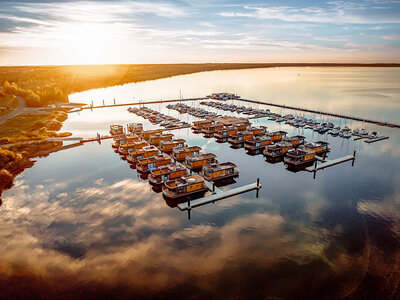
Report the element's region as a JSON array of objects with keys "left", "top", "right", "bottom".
[
  {"left": 114, "top": 98, "right": 116, "bottom": 105},
  {"left": 313, "top": 161, "right": 318, "bottom": 179},
  {"left": 103, "top": 99, "right": 105, "bottom": 106},
  {"left": 187, "top": 199, "right": 191, "bottom": 220},
  {"left": 212, "top": 183, "right": 215, "bottom": 193},
  {"left": 256, "top": 178, "right": 260, "bottom": 198},
  {"left": 352, "top": 150, "right": 356, "bottom": 167}
]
